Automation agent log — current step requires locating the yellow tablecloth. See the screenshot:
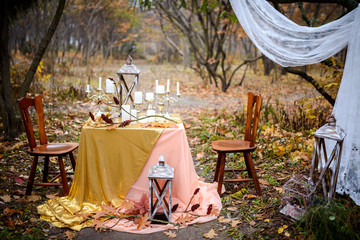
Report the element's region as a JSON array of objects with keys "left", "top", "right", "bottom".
[{"left": 38, "top": 121, "right": 164, "bottom": 230}]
